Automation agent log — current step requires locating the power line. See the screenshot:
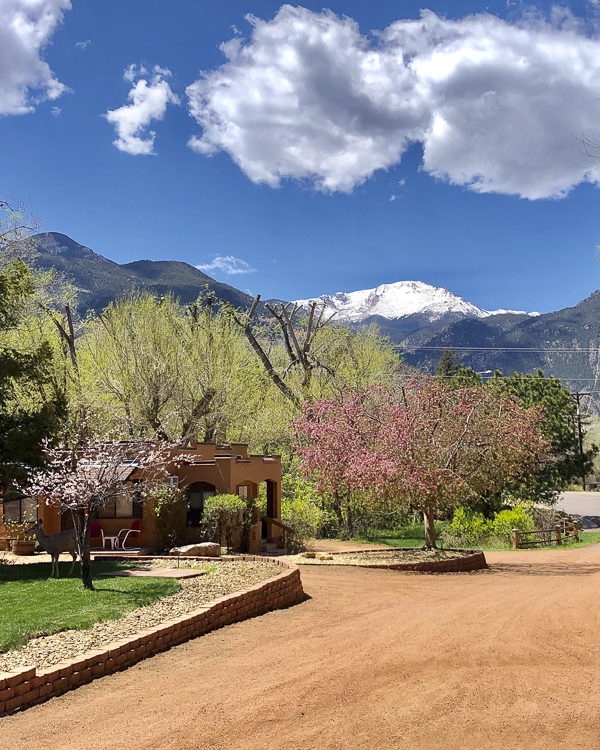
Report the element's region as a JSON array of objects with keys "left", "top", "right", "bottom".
[
  {"left": 476, "top": 377, "right": 600, "bottom": 382},
  {"left": 394, "top": 345, "right": 600, "bottom": 352}
]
